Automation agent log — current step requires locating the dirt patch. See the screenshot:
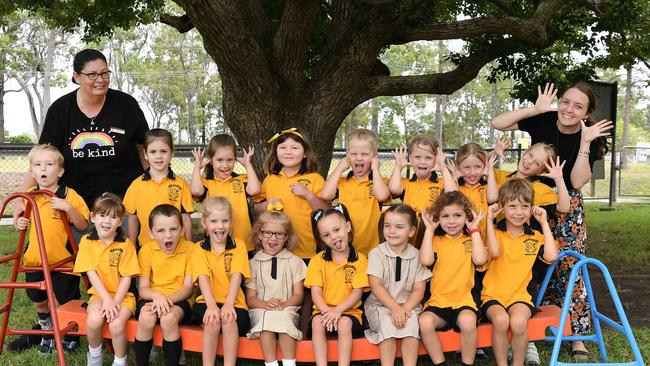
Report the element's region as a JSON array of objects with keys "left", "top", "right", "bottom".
[{"left": 588, "top": 266, "right": 650, "bottom": 328}]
